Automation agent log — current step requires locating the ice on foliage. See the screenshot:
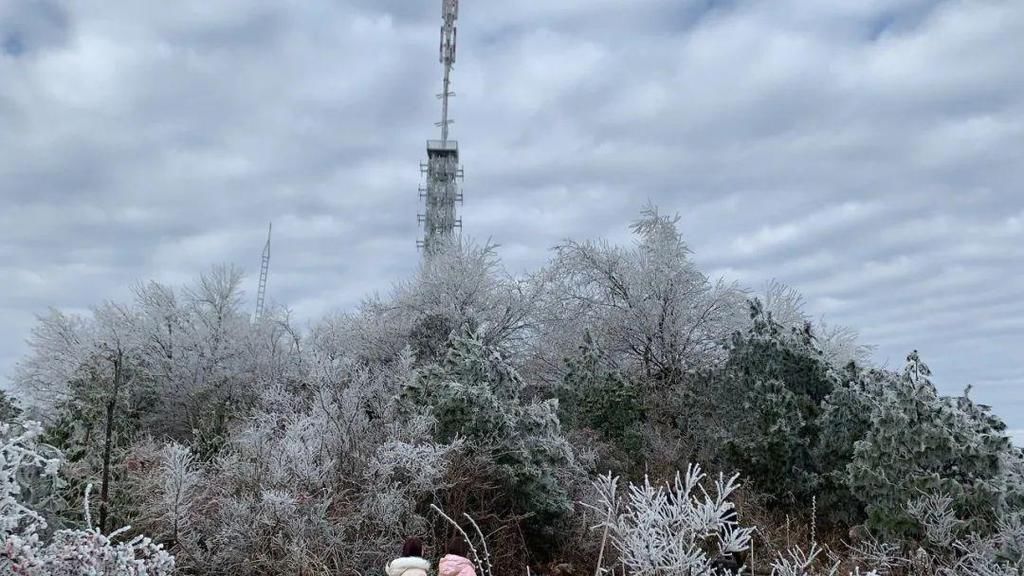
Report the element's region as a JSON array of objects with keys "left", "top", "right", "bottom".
[
  {"left": 537, "top": 205, "right": 749, "bottom": 383},
  {"left": 127, "top": 350, "right": 466, "bottom": 574},
  {"left": 589, "top": 464, "right": 753, "bottom": 575},
  {"left": 761, "top": 280, "right": 871, "bottom": 370},
  {"left": 847, "top": 352, "right": 1017, "bottom": 538},
  {"left": 906, "top": 493, "right": 964, "bottom": 549},
  {"left": 366, "top": 438, "right": 464, "bottom": 493},
  {"left": 844, "top": 491, "right": 1024, "bottom": 575},
  {"left": 2, "top": 421, "right": 174, "bottom": 575},
  {"left": 410, "top": 326, "right": 579, "bottom": 537},
  {"left": 1, "top": 421, "right": 57, "bottom": 540},
  {"left": 8, "top": 206, "right": 1023, "bottom": 575}
]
